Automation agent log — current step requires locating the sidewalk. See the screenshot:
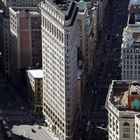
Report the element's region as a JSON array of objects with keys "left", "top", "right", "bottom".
[{"left": 7, "top": 81, "right": 32, "bottom": 113}]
